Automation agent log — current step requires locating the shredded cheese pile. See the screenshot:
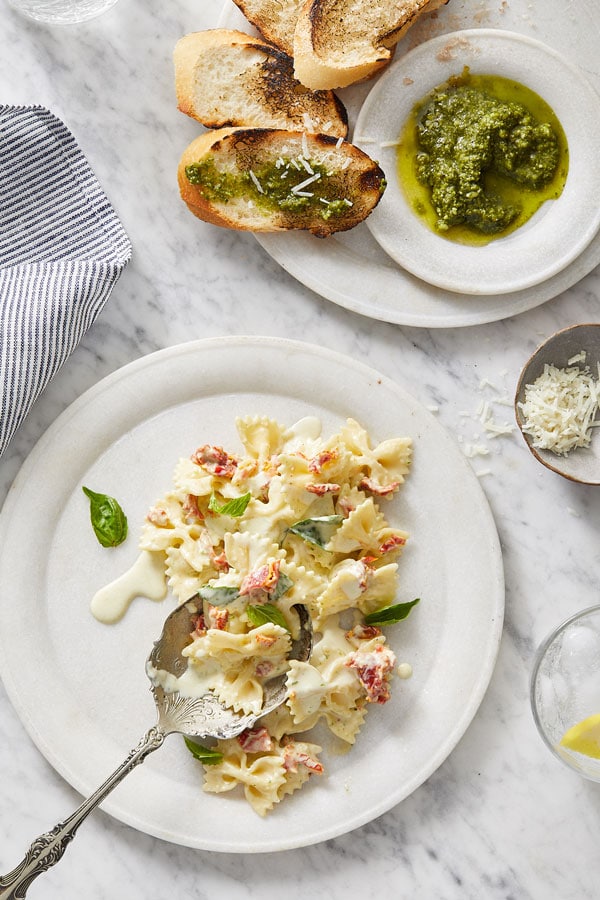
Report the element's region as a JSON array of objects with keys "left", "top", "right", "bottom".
[{"left": 518, "top": 355, "right": 600, "bottom": 456}]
